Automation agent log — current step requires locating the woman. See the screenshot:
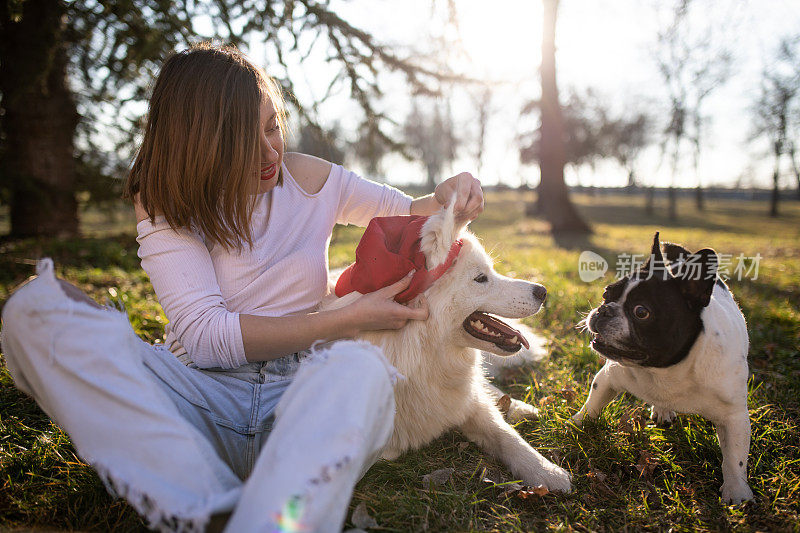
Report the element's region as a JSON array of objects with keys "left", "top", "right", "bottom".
[{"left": 1, "top": 43, "right": 483, "bottom": 532}]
